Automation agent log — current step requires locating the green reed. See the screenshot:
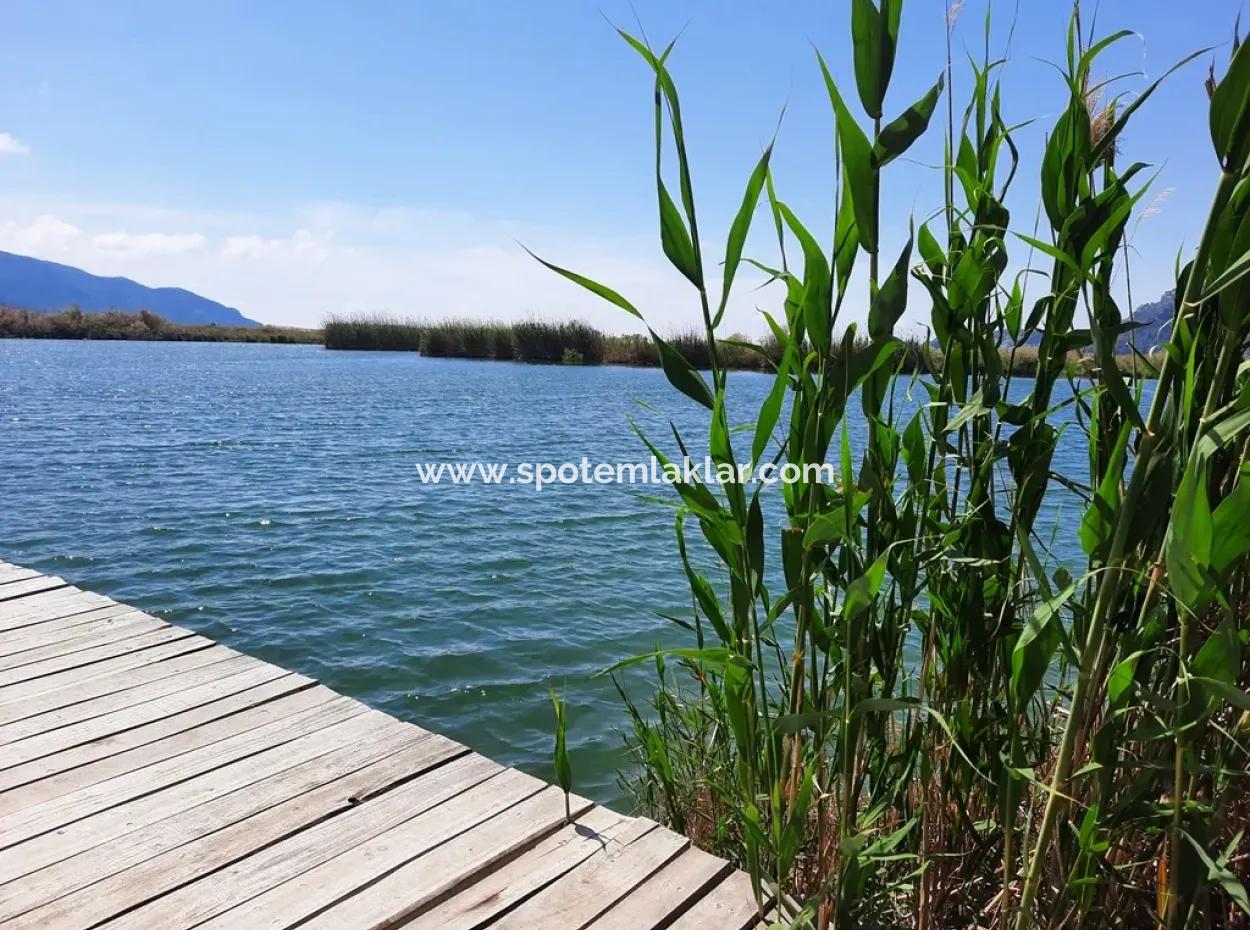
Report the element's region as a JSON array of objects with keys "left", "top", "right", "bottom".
[
  {"left": 322, "top": 313, "right": 425, "bottom": 351},
  {"left": 536, "top": 4, "right": 1250, "bottom": 928}
]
